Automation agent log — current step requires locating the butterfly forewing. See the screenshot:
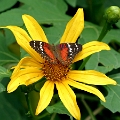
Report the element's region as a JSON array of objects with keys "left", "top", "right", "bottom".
[
  {"left": 30, "top": 41, "right": 56, "bottom": 63},
  {"left": 56, "top": 43, "right": 82, "bottom": 65}
]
